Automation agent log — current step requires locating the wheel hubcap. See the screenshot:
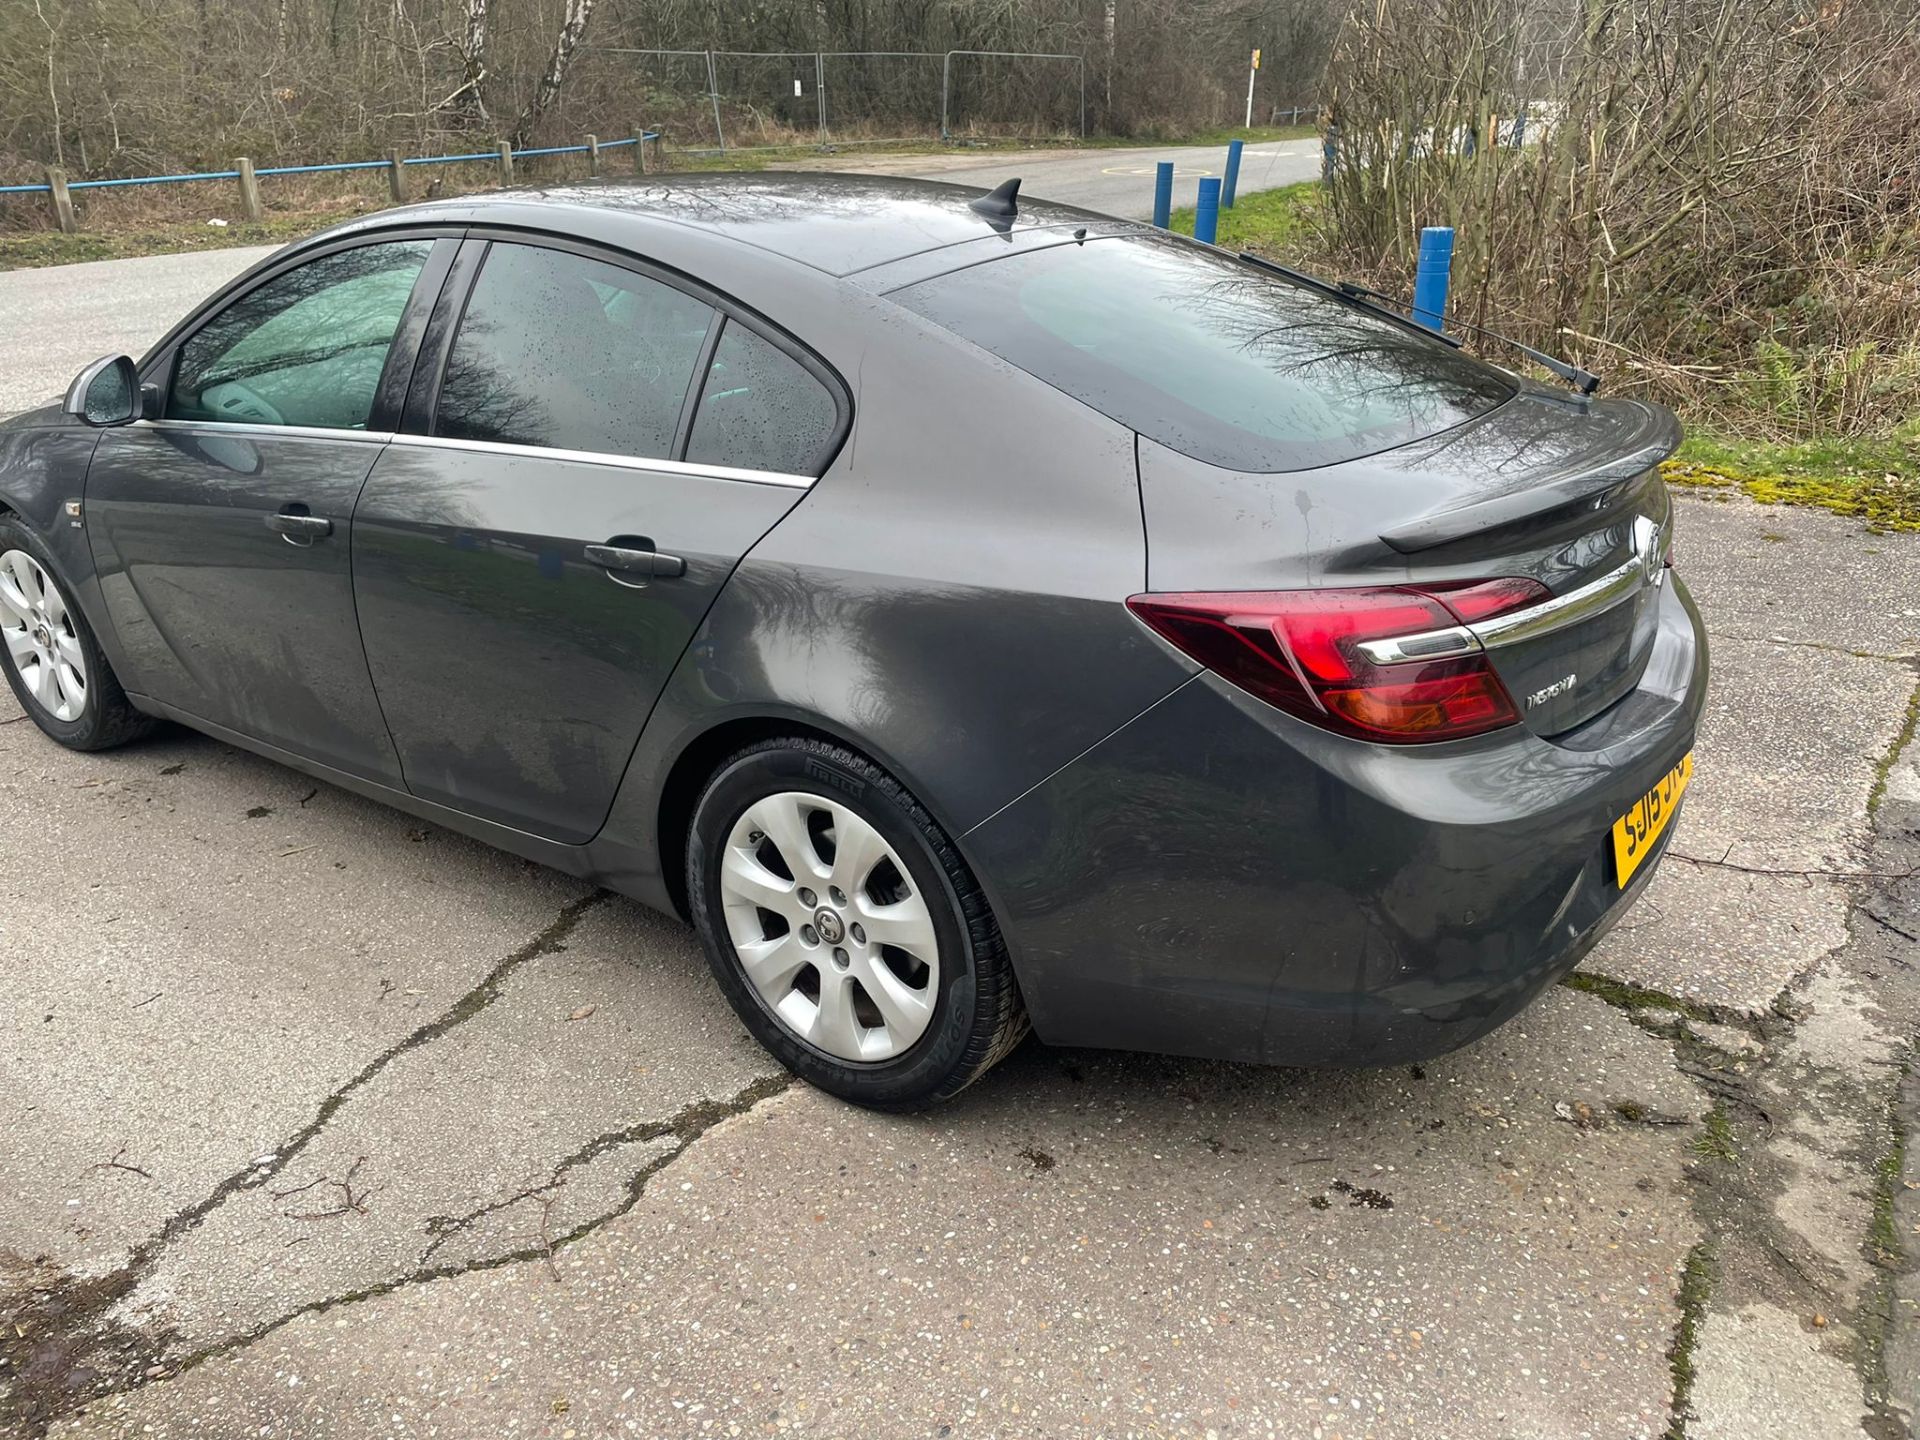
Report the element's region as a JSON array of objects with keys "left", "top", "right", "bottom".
[
  {"left": 0, "top": 549, "right": 88, "bottom": 723},
  {"left": 718, "top": 791, "right": 940, "bottom": 1063}
]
